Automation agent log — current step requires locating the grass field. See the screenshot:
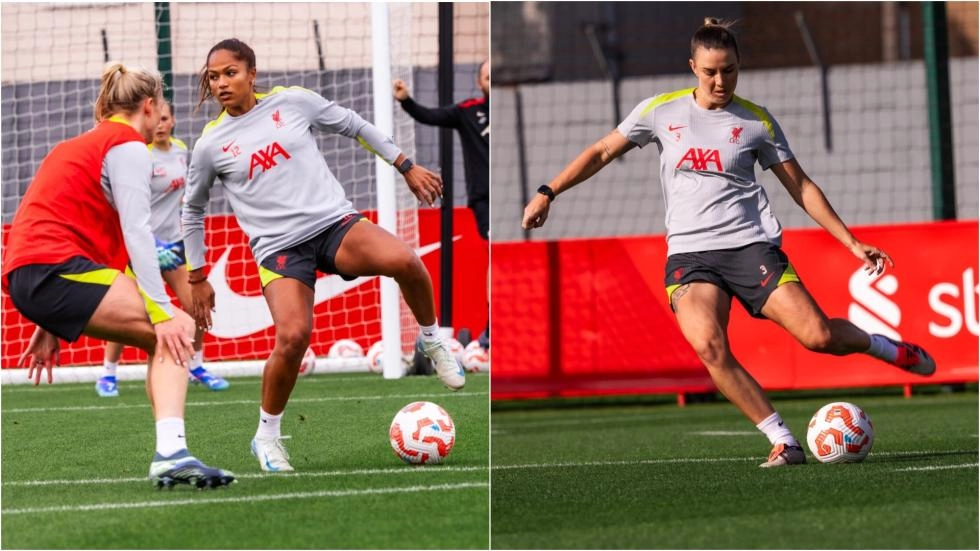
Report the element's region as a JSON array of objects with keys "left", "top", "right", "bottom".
[
  {"left": 1, "top": 371, "right": 489, "bottom": 549},
  {"left": 491, "top": 388, "right": 979, "bottom": 549}
]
